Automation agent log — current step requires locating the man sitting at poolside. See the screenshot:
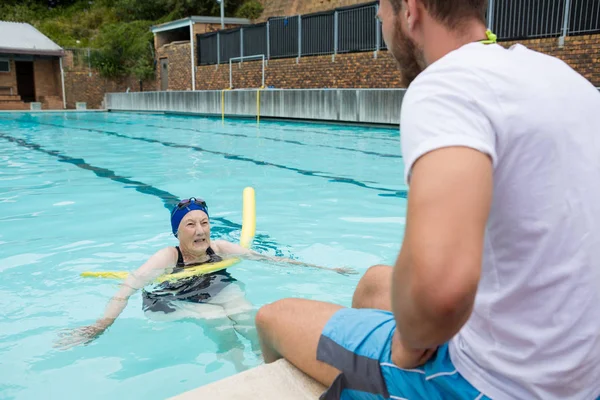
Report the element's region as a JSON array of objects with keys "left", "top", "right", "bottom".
[{"left": 254, "top": 0, "right": 600, "bottom": 399}]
